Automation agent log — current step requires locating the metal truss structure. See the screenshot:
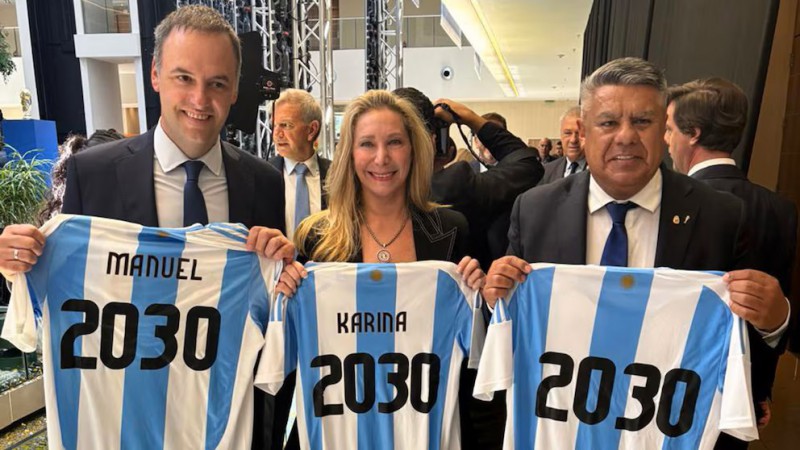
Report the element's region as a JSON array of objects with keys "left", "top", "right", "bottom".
[
  {"left": 174, "top": 0, "right": 335, "bottom": 160},
  {"left": 292, "top": 0, "right": 335, "bottom": 159},
  {"left": 365, "top": 0, "right": 403, "bottom": 91}
]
